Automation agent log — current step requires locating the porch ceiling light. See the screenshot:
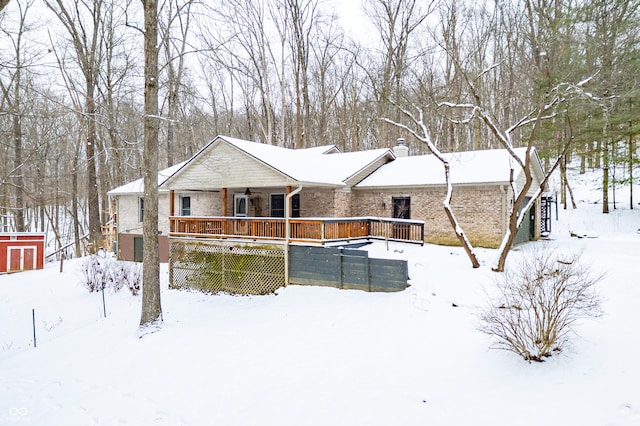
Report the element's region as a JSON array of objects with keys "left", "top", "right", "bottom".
[{"left": 244, "top": 188, "right": 251, "bottom": 196}]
